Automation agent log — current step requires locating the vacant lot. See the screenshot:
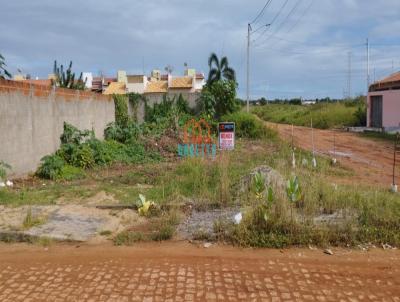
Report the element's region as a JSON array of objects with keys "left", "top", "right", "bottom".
[
  {"left": 253, "top": 102, "right": 363, "bottom": 129},
  {"left": 1, "top": 132, "right": 399, "bottom": 248},
  {"left": 267, "top": 122, "right": 399, "bottom": 187}
]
